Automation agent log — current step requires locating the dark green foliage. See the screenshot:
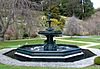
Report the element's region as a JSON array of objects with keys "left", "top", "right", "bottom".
[
  {"left": 30, "top": 0, "right": 94, "bottom": 20},
  {"left": 50, "top": 5, "right": 60, "bottom": 19},
  {"left": 59, "top": 0, "right": 94, "bottom": 20},
  {"left": 45, "top": 4, "right": 65, "bottom": 31},
  {"left": 94, "top": 56, "right": 100, "bottom": 65},
  {"left": 23, "top": 33, "right": 29, "bottom": 39}
]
